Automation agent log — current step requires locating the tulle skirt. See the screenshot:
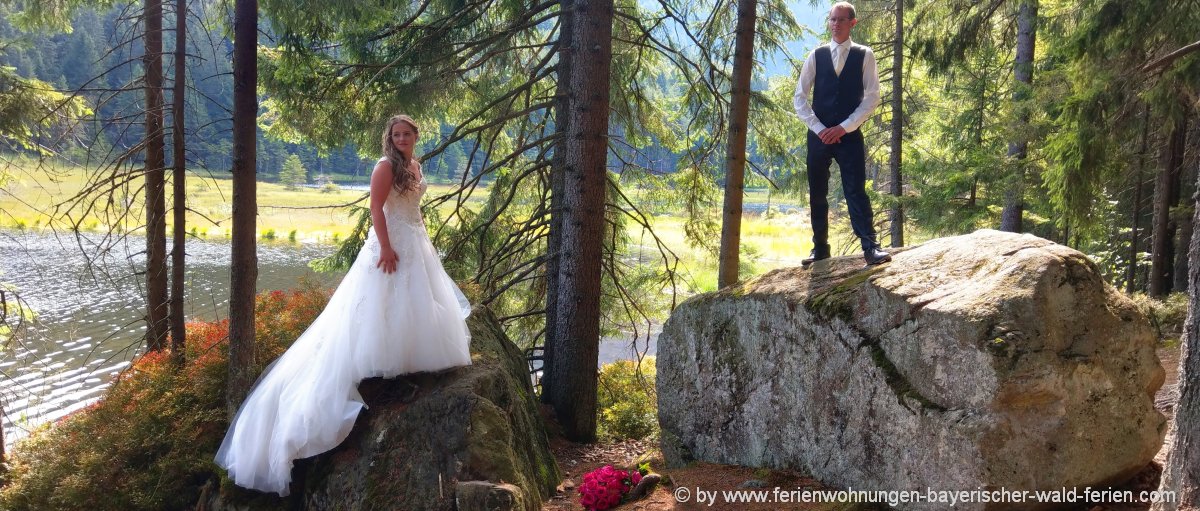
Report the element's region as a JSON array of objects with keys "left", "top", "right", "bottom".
[{"left": 214, "top": 223, "right": 471, "bottom": 496}]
